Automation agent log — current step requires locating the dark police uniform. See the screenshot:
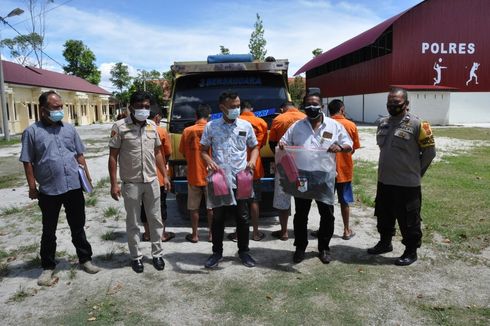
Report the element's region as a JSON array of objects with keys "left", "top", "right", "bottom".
[{"left": 375, "top": 112, "right": 436, "bottom": 250}]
